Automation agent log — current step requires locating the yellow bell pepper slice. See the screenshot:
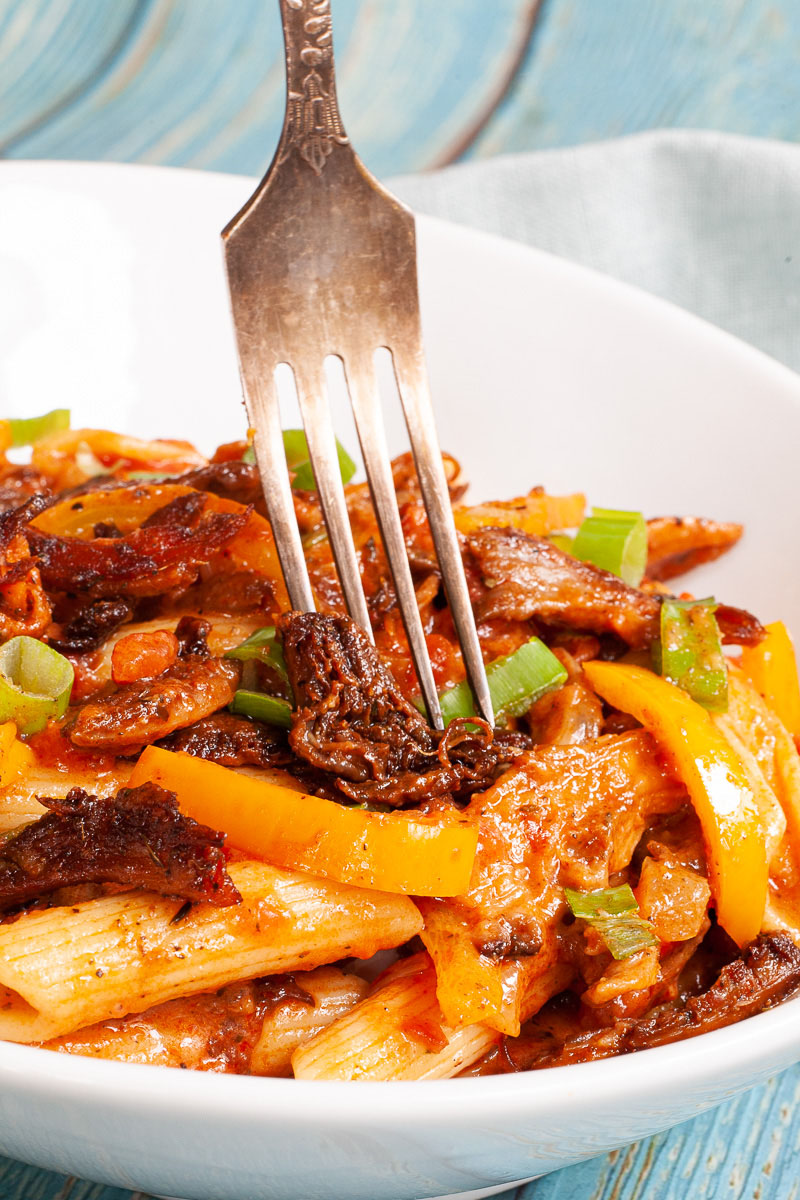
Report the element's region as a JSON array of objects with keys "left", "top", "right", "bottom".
[
  {"left": 740, "top": 621, "right": 800, "bottom": 740},
  {"left": 129, "top": 746, "right": 478, "bottom": 897},
  {"left": 453, "top": 490, "right": 585, "bottom": 536},
  {"left": 583, "top": 661, "right": 767, "bottom": 947},
  {"left": 0, "top": 722, "right": 33, "bottom": 788}
]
